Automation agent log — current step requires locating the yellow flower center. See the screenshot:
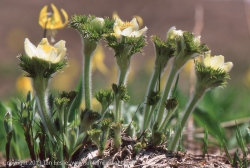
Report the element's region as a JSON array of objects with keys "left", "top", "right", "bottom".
[
  {"left": 120, "top": 21, "right": 133, "bottom": 31},
  {"left": 42, "top": 45, "right": 57, "bottom": 53}
]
